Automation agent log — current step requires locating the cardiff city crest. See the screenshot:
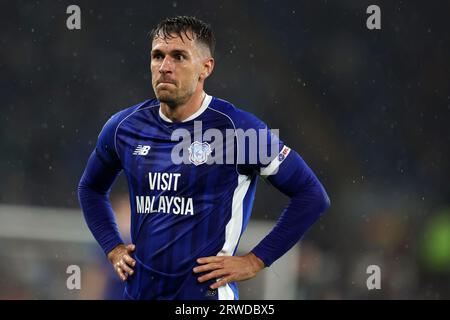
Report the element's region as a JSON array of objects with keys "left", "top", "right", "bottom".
[{"left": 188, "top": 141, "right": 212, "bottom": 166}]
